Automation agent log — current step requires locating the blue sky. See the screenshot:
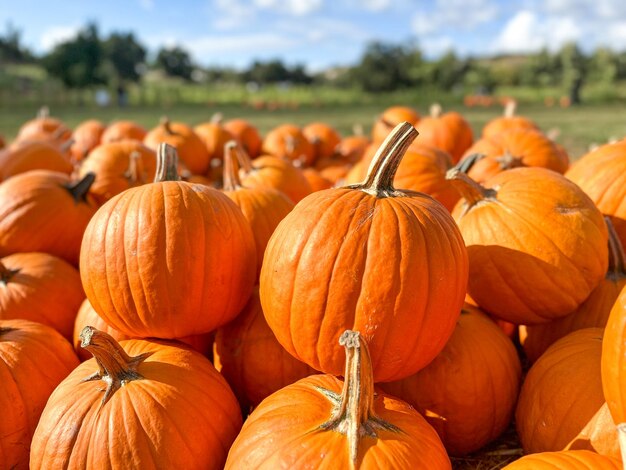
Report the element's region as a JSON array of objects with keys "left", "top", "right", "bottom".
[{"left": 2, "top": 0, "right": 626, "bottom": 71}]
